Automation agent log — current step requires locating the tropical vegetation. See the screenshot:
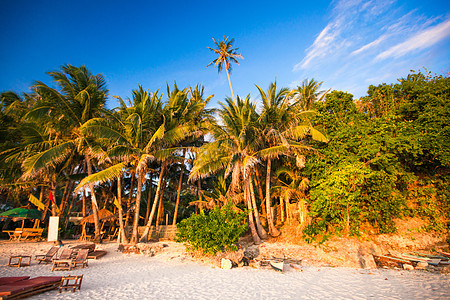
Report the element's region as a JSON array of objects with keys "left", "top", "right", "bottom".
[{"left": 0, "top": 38, "right": 448, "bottom": 251}]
